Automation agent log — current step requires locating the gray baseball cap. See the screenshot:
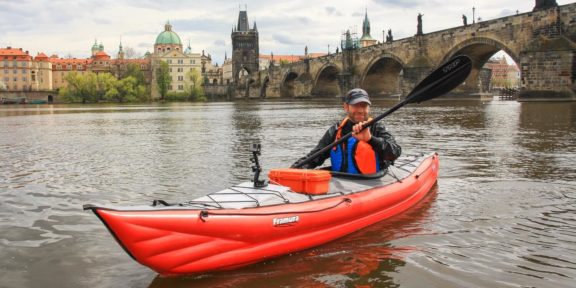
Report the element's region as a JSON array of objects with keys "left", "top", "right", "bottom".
[{"left": 344, "top": 88, "right": 371, "bottom": 105}]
